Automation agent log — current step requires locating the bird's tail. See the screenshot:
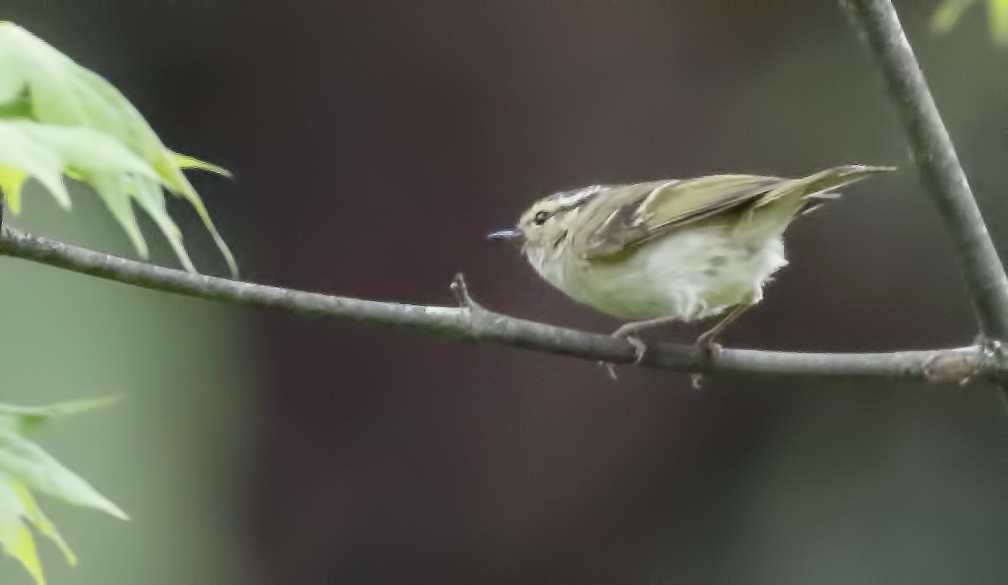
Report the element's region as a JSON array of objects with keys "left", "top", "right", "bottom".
[
  {"left": 755, "top": 164, "right": 895, "bottom": 210},
  {"left": 738, "top": 164, "right": 894, "bottom": 240}
]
